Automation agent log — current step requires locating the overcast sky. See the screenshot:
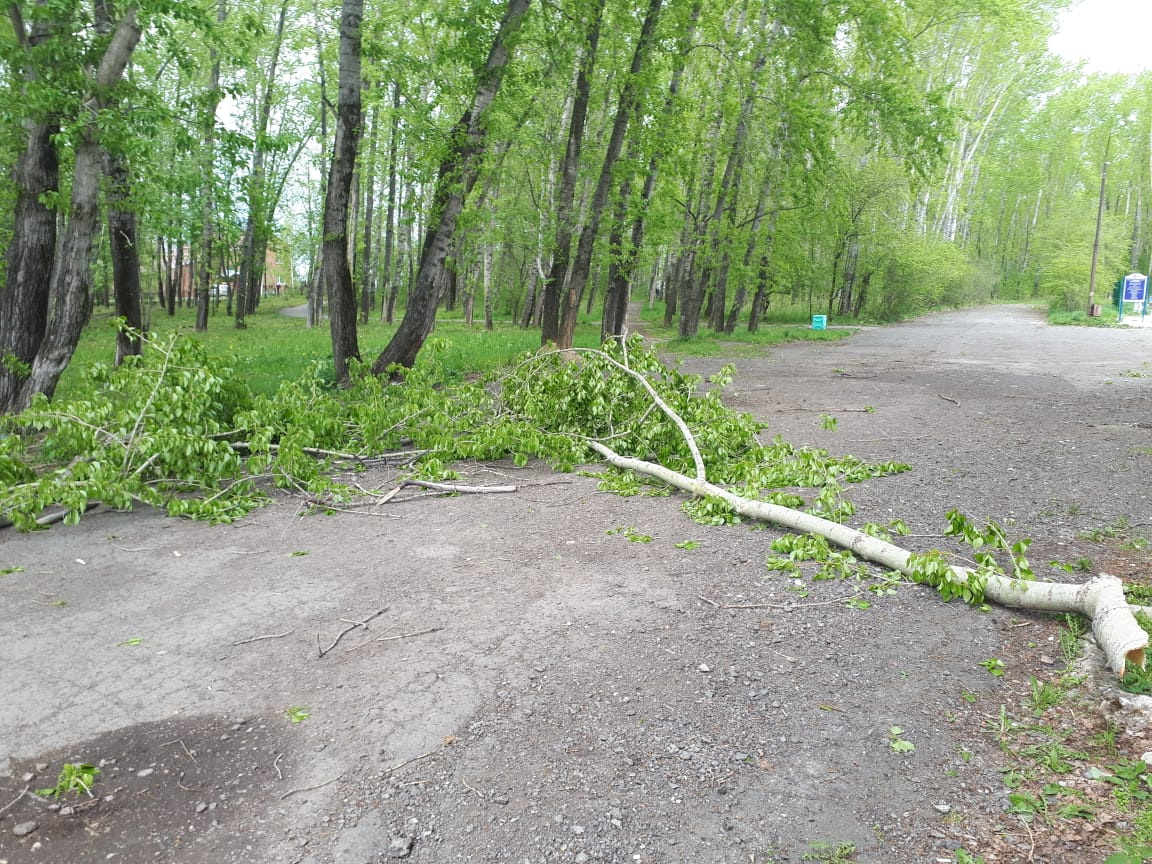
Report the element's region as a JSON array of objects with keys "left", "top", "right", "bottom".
[{"left": 1049, "top": 0, "right": 1152, "bottom": 74}]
